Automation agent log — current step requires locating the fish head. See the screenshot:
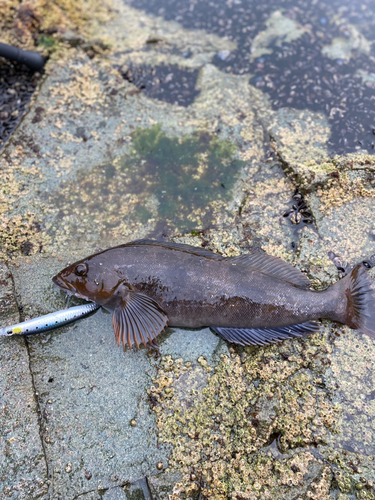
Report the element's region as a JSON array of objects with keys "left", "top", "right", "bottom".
[{"left": 52, "top": 254, "right": 124, "bottom": 307}]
